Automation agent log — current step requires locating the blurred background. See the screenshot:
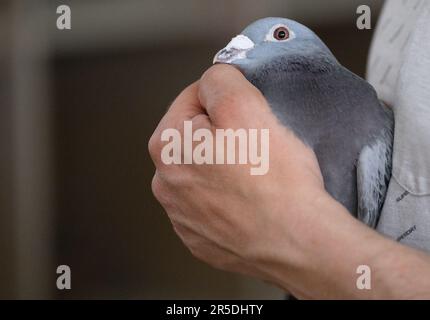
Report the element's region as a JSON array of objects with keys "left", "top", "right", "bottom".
[{"left": 0, "top": 0, "right": 383, "bottom": 299}]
